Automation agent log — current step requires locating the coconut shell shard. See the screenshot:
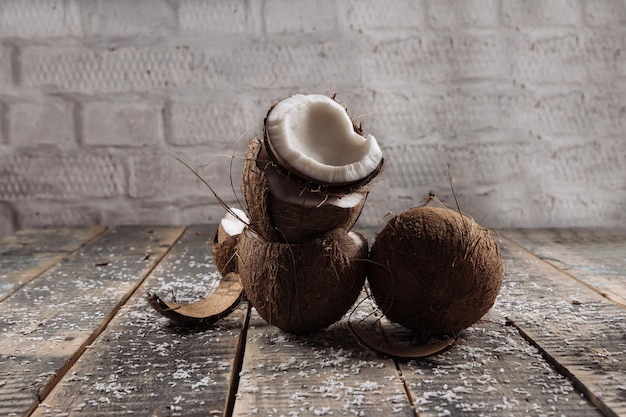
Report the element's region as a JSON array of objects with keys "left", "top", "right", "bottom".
[
  {"left": 367, "top": 206, "right": 503, "bottom": 338},
  {"left": 237, "top": 227, "right": 368, "bottom": 334}
]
